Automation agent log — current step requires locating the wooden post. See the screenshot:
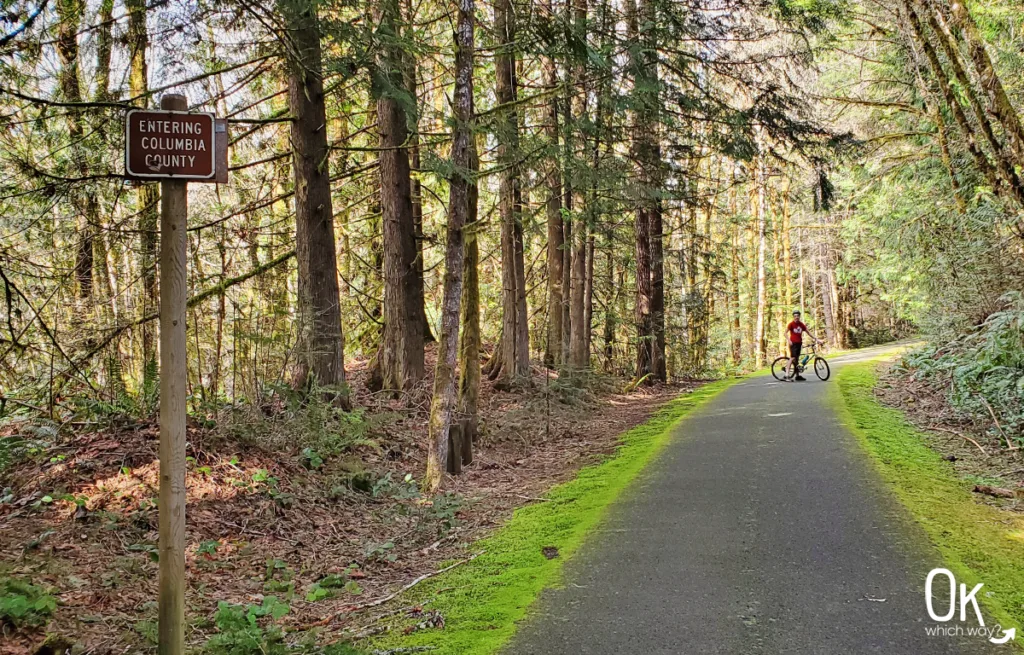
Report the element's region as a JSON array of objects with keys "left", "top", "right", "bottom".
[
  {"left": 447, "top": 423, "right": 463, "bottom": 475},
  {"left": 158, "top": 92, "right": 187, "bottom": 655}
]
